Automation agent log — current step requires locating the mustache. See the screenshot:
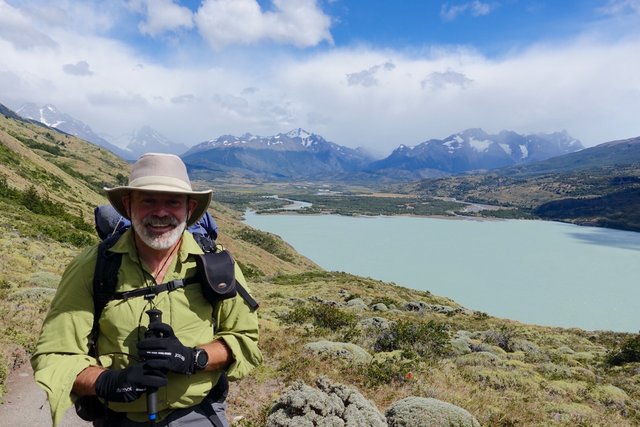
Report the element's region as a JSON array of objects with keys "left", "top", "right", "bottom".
[{"left": 143, "top": 215, "right": 179, "bottom": 227}]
